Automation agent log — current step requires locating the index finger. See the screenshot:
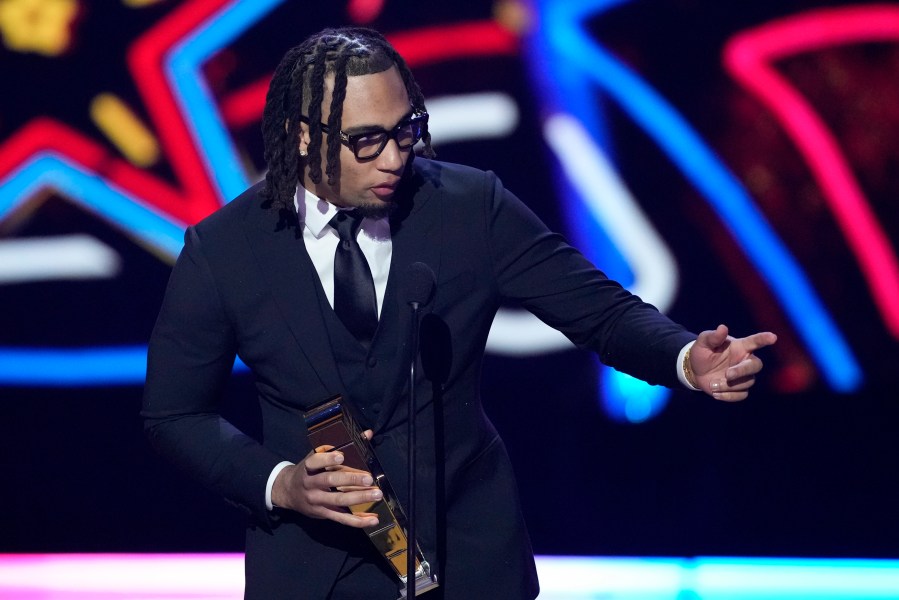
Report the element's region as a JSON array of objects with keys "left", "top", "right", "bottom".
[
  {"left": 304, "top": 448, "right": 345, "bottom": 472},
  {"left": 740, "top": 331, "right": 777, "bottom": 353},
  {"left": 314, "top": 469, "right": 375, "bottom": 490}
]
